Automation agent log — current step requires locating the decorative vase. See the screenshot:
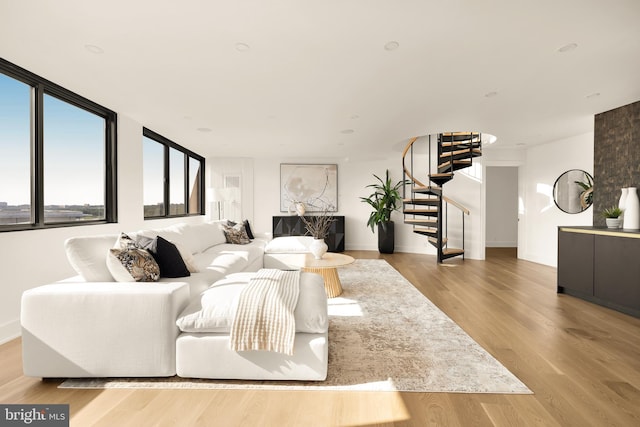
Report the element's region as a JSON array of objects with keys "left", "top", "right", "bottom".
[
  {"left": 623, "top": 187, "right": 640, "bottom": 229},
  {"left": 606, "top": 218, "right": 622, "bottom": 229},
  {"left": 310, "top": 238, "right": 328, "bottom": 260},
  {"left": 295, "top": 202, "right": 306, "bottom": 216},
  {"left": 619, "top": 187, "right": 628, "bottom": 219},
  {"left": 377, "top": 221, "right": 395, "bottom": 254}
]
